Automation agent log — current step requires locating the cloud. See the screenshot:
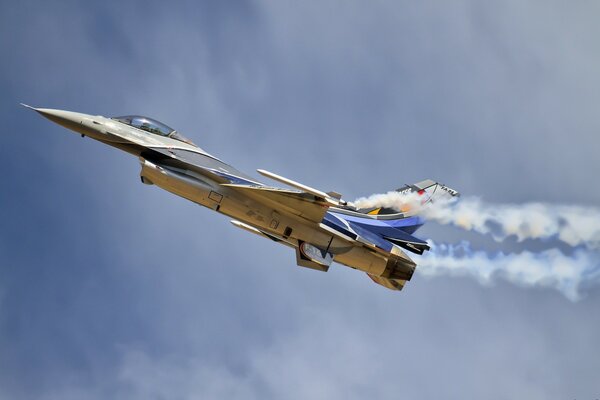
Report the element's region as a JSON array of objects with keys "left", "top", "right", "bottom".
[{"left": 2, "top": 1, "right": 600, "bottom": 399}]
